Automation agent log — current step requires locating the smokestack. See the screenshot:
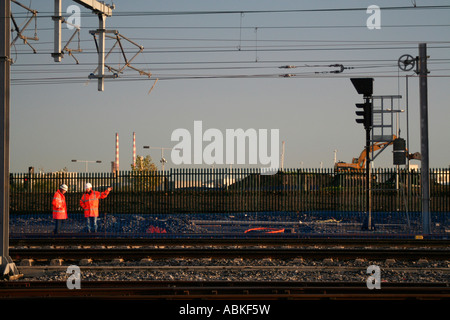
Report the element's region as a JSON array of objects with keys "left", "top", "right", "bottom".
[
  {"left": 132, "top": 132, "right": 136, "bottom": 168},
  {"left": 115, "top": 133, "right": 119, "bottom": 173}
]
